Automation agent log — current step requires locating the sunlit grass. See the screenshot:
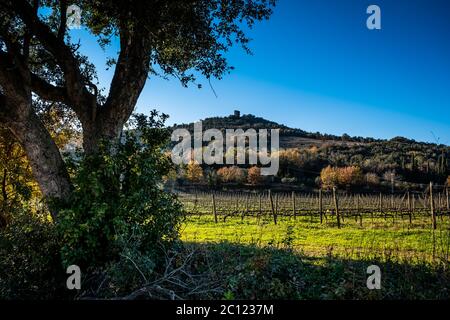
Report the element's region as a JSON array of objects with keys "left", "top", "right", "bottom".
[{"left": 181, "top": 214, "right": 450, "bottom": 265}]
